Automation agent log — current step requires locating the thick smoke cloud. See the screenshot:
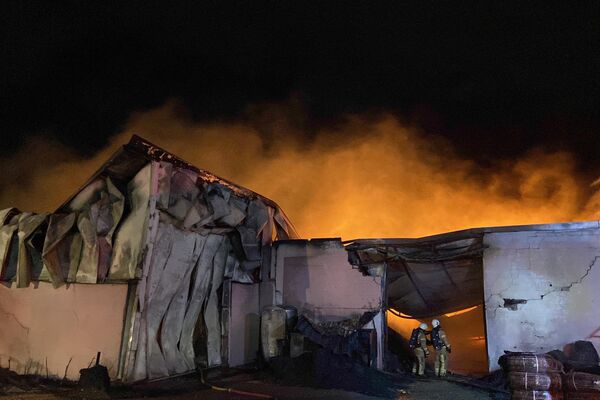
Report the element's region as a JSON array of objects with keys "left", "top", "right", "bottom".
[{"left": 1, "top": 101, "right": 598, "bottom": 239}]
